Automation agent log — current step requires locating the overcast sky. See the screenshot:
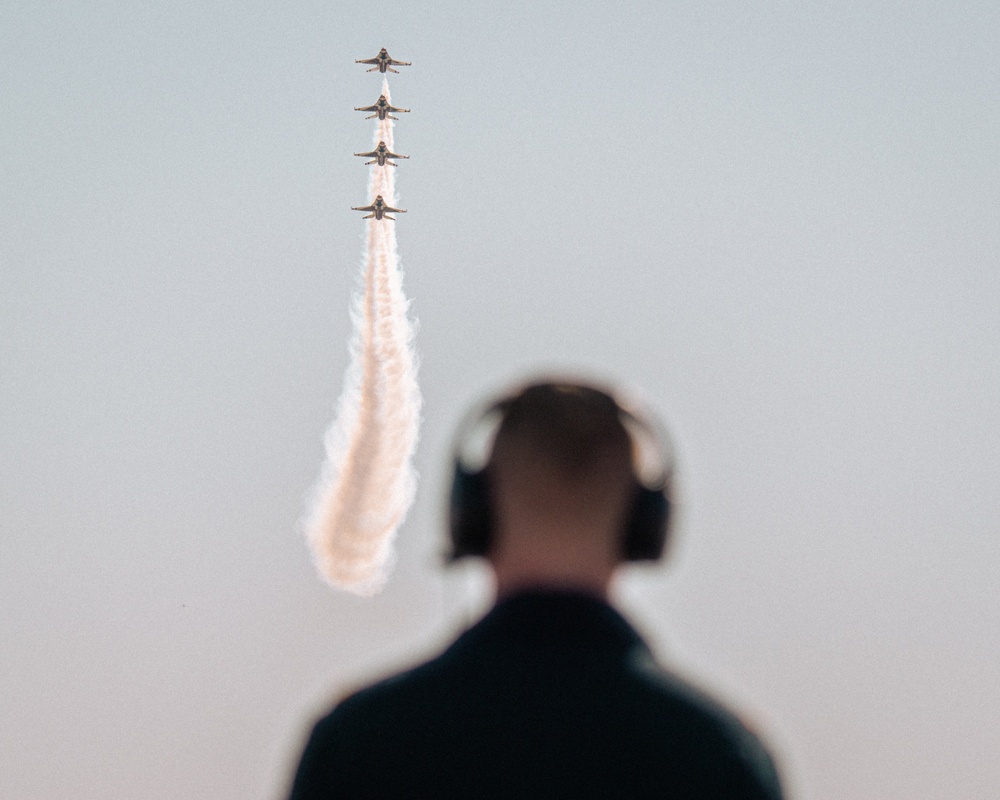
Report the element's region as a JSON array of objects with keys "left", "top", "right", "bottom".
[{"left": 3, "top": 2, "right": 998, "bottom": 798}]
